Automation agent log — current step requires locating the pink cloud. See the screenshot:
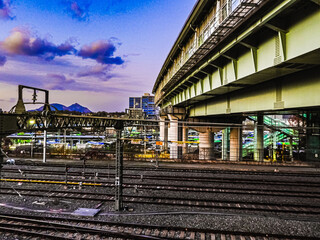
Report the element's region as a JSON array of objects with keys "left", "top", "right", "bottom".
[
  {"left": 45, "top": 73, "right": 76, "bottom": 90},
  {"left": 0, "top": 27, "right": 76, "bottom": 60},
  {"left": 76, "top": 64, "right": 121, "bottom": 81},
  {"left": 64, "top": 0, "right": 91, "bottom": 21},
  {"left": 78, "top": 40, "right": 124, "bottom": 65},
  {"left": 0, "top": 0, "right": 14, "bottom": 20}
]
